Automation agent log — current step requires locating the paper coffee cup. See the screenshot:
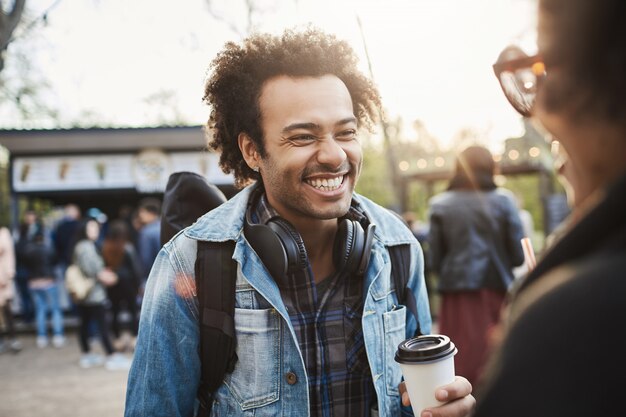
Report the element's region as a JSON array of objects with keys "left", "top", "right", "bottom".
[{"left": 395, "top": 334, "right": 457, "bottom": 415}]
